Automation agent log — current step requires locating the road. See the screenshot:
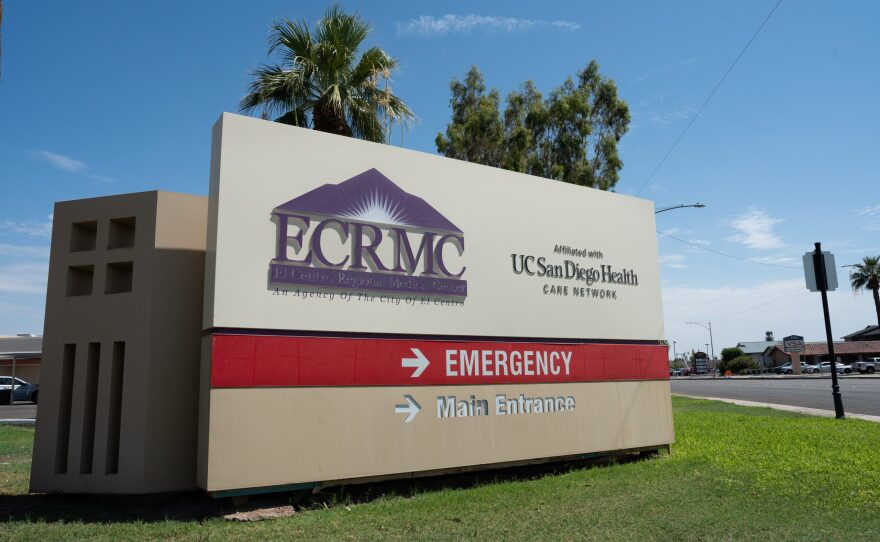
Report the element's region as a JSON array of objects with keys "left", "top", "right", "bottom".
[
  {"left": 0, "top": 401, "right": 37, "bottom": 420},
  {"left": 671, "top": 377, "right": 880, "bottom": 417}
]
